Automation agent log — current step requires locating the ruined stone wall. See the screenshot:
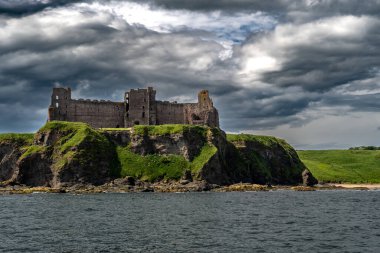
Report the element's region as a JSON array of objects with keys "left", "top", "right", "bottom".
[
  {"left": 48, "top": 87, "right": 219, "bottom": 128},
  {"left": 156, "top": 102, "right": 186, "bottom": 125},
  {"left": 65, "top": 100, "right": 124, "bottom": 128},
  {"left": 49, "top": 88, "right": 124, "bottom": 128}
]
